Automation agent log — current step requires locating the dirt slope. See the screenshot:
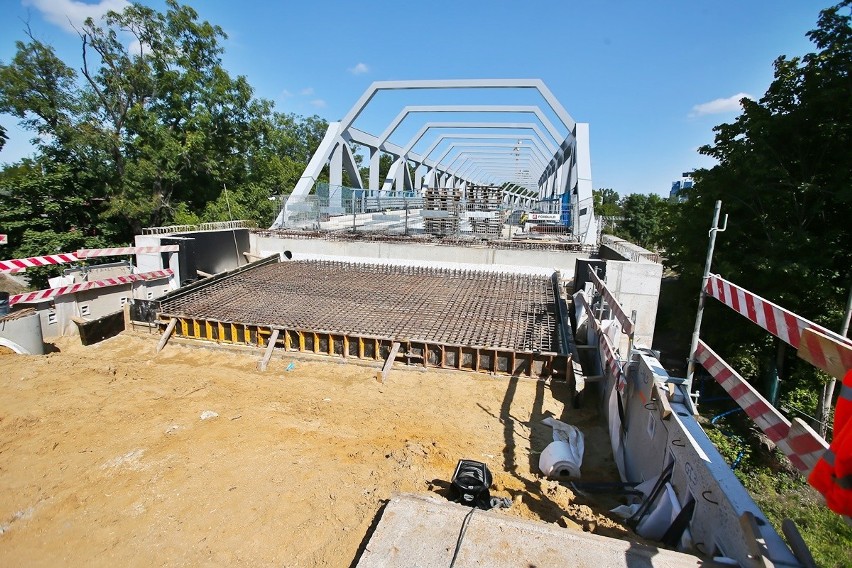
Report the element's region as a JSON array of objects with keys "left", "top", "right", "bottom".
[{"left": 0, "top": 333, "right": 631, "bottom": 567}]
